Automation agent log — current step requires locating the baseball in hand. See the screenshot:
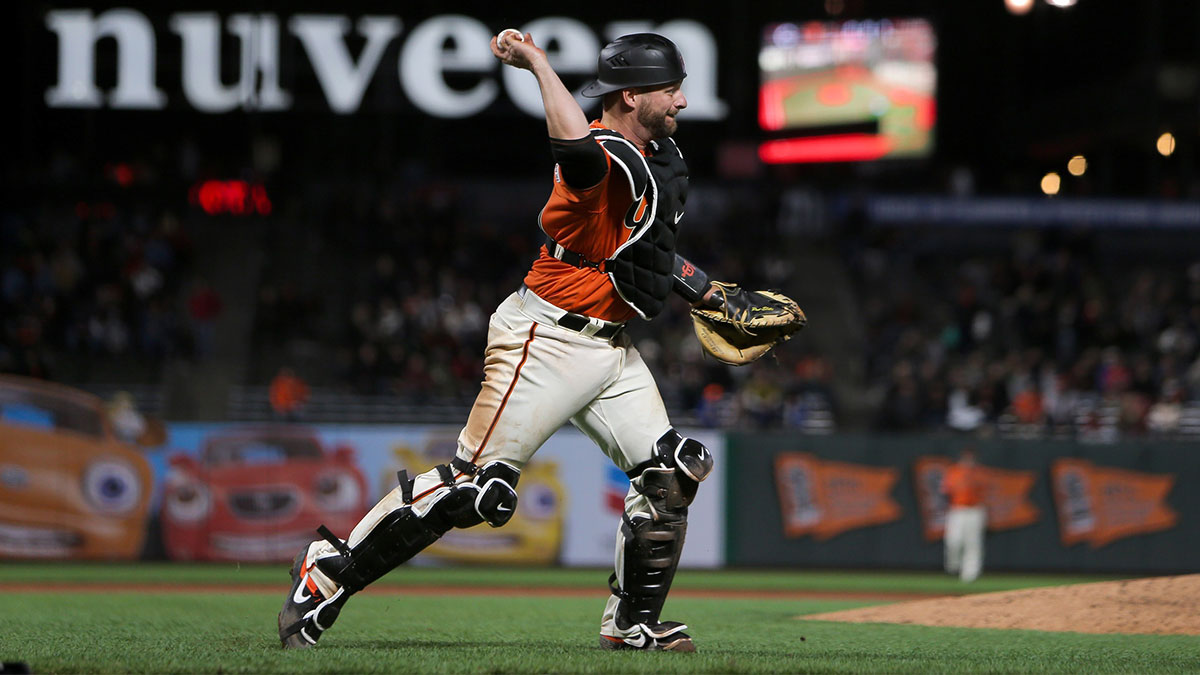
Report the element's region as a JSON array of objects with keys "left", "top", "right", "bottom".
[{"left": 497, "top": 28, "right": 525, "bottom": 46}]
